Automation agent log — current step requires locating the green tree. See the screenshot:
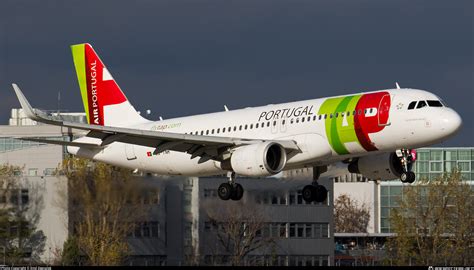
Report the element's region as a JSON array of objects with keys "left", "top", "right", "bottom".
[
  {"left": 387, "top": 170, "right": 474, "bottom": 266},
  {"left": 61, "top": 236, "right": 81, "bottom": 265},
  {"left": 0, "top": 164, "right": 46, "bottom": 264},
  {"left": 58, "top": 157, "right": 149, "bottom": 266}
]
